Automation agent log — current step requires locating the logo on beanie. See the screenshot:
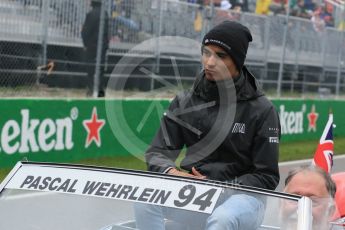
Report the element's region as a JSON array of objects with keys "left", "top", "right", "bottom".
[{"left": 204, "top": 39, "right": 231, "bottom": 52}]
